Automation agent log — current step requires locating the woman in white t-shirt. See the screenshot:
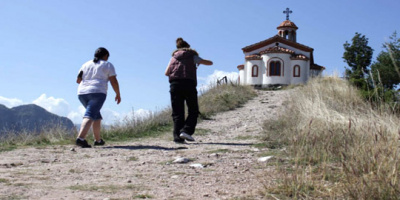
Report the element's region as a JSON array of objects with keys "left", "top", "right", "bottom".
[{"left": 75, "top": 47, "right": 121, "bottom": 148}]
